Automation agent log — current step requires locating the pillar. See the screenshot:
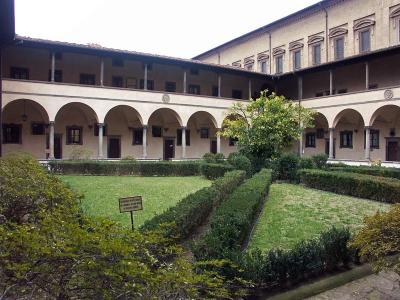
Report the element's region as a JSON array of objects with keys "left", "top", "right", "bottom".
[
  {"left": 142, "top": 126, "right": 148, "bottom": 159},
  {"left": 248, "top": 79, "right": 252, "bottom": 100},
  {"left": 218, "top": 74, "right": 221, "bottom": 97},
  {"left": 297, "top": 76, "right": 303, "bottom": 100},
  {"left": 98, "top": 123, "right": 104, "bottom": 159},
  {"left": 216, "top": 130, "right": 221, "bottom": 154},
  {"left": 181, "top": 127, "right": 186, "bottom": 159},
  {"left": 50, "top": 52, "right": 56, "bottom": 82},
  {"left": 299, "top": 128, "right": 304, "bottom": 157},
  {"left": 329, "top": 69, "right": 333, "bottom": 95},
  {"left": 144, "top": 63, "right": 148, "bottom": 90},
  {"left": 183, "top": 70, "right": 187, "bottom": 93},
  {"left": 329, "top": 128, "right": 335, "bottom": 159},
  {"left": 100, "top": 57, "right": 104, "bottom": 87},
  {"left": 49, "top": 121, "right": 55, "bottom": 159},
  {"left": 365, "top": 126, "right": 371, "bottom": 160},
  {"left": 365, "top": 62, "right": 369, "bottom": 90}
]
